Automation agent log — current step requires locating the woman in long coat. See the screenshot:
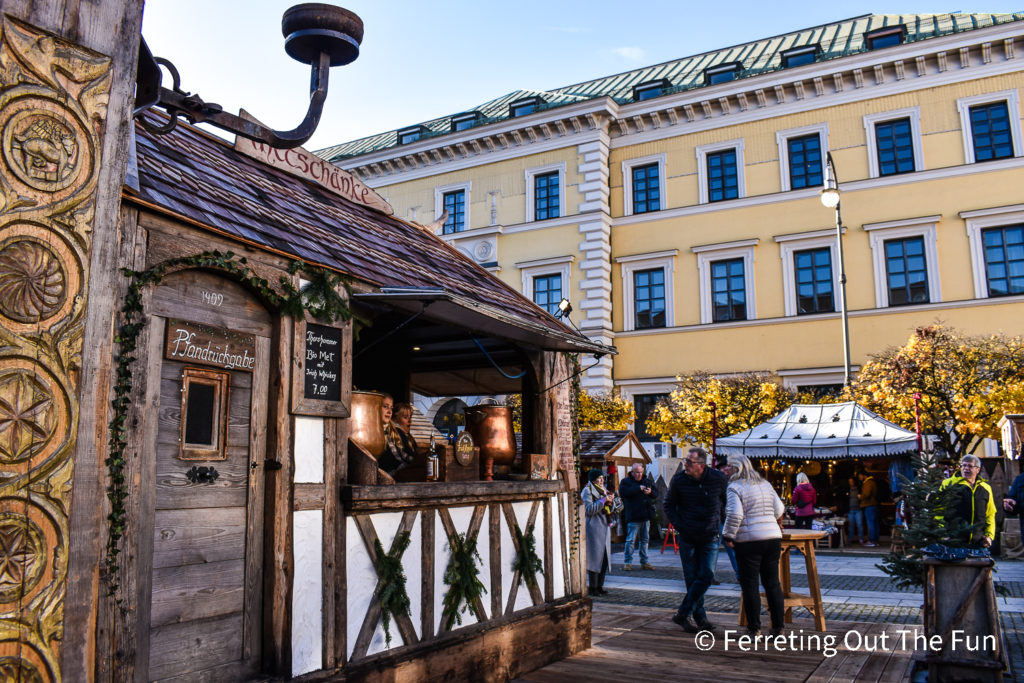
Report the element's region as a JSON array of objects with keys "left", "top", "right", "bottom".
[{"left": 581, "top": 469, "right": 620, "bottom": 595}]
